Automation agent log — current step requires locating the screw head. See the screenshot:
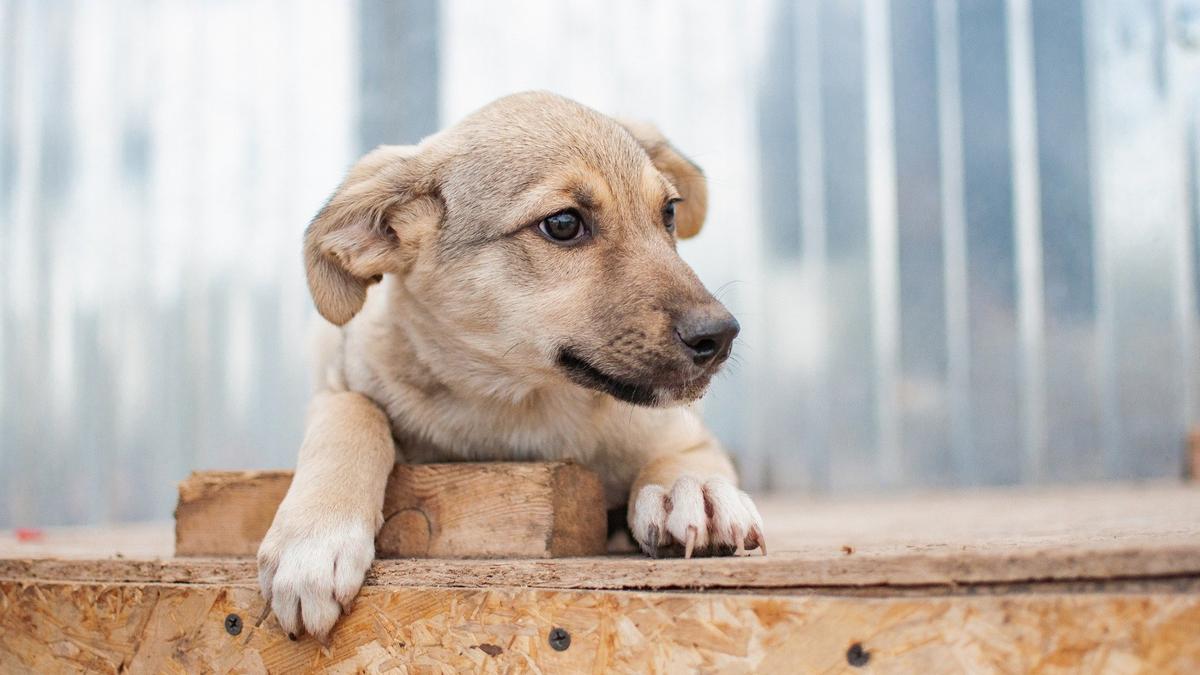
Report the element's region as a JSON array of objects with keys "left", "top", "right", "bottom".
[
  {"left": 548, "top": 627, "right": 571, "bottom": 651},
  {"left": 846, "top": 642, "right": 870, "bottom": 667},
  {"left": 224, "top": 613, "right": 243, "bottom": 636}
]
